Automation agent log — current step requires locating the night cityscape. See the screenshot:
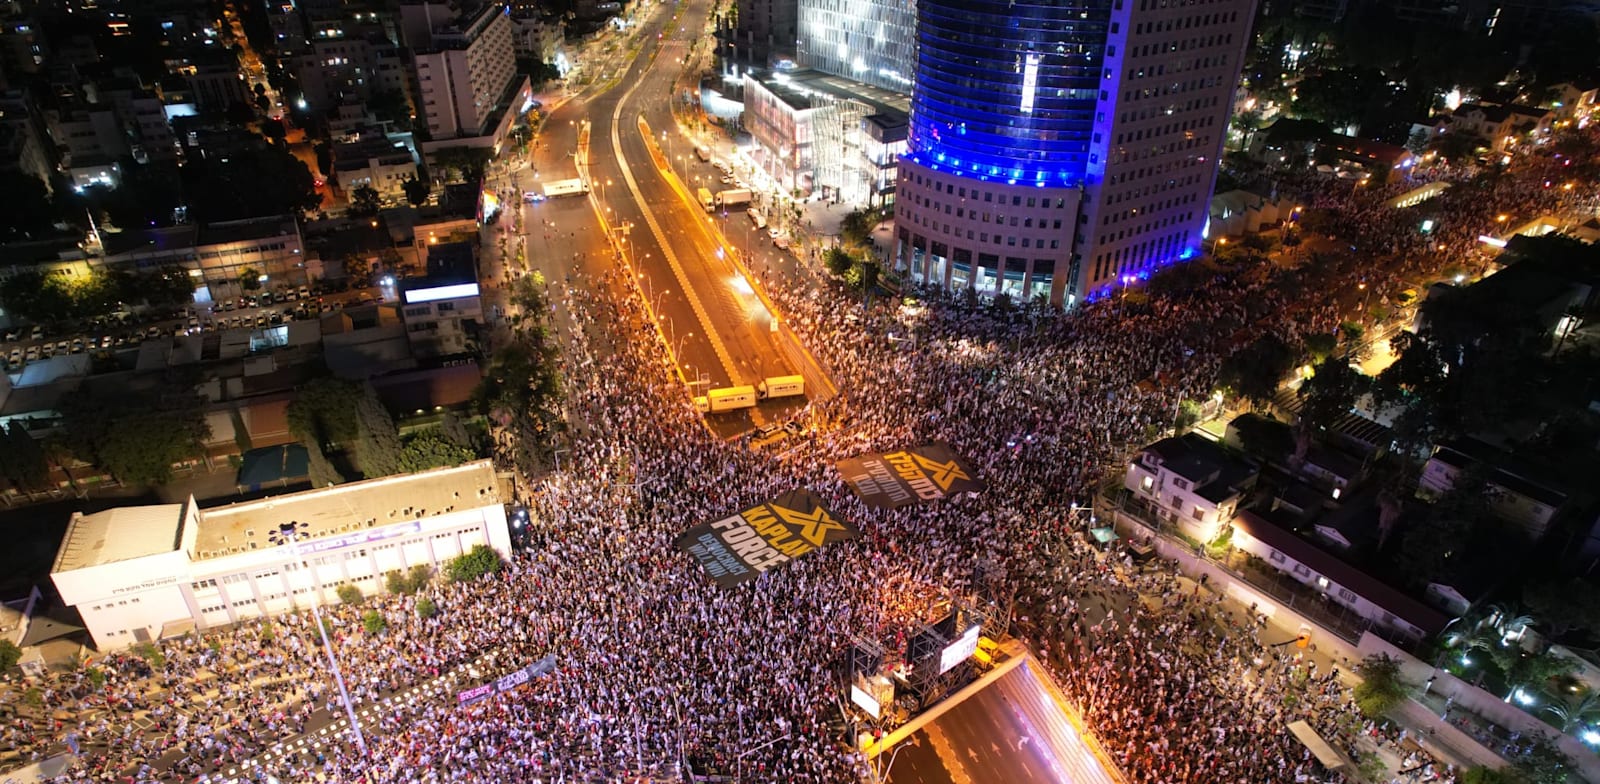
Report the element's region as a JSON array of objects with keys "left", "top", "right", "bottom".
[{"left": 0, "top": 0, "right": 1597, "bottom": 781}]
